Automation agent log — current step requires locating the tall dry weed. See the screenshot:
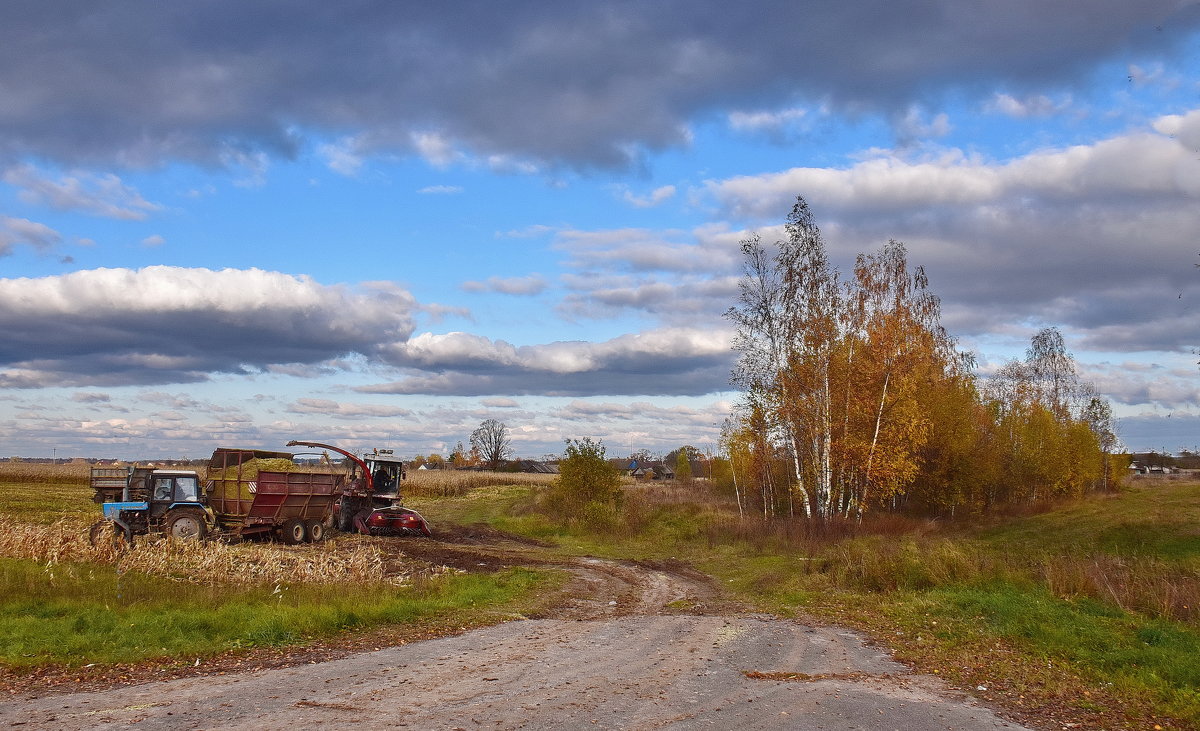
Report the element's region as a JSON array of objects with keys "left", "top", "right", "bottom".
[
  {"left": 1039, "top": 554, "right": 1200, "bottom": 622},
  {"left": 0, "top": 517, "right": 422, "bottom": 587}
]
